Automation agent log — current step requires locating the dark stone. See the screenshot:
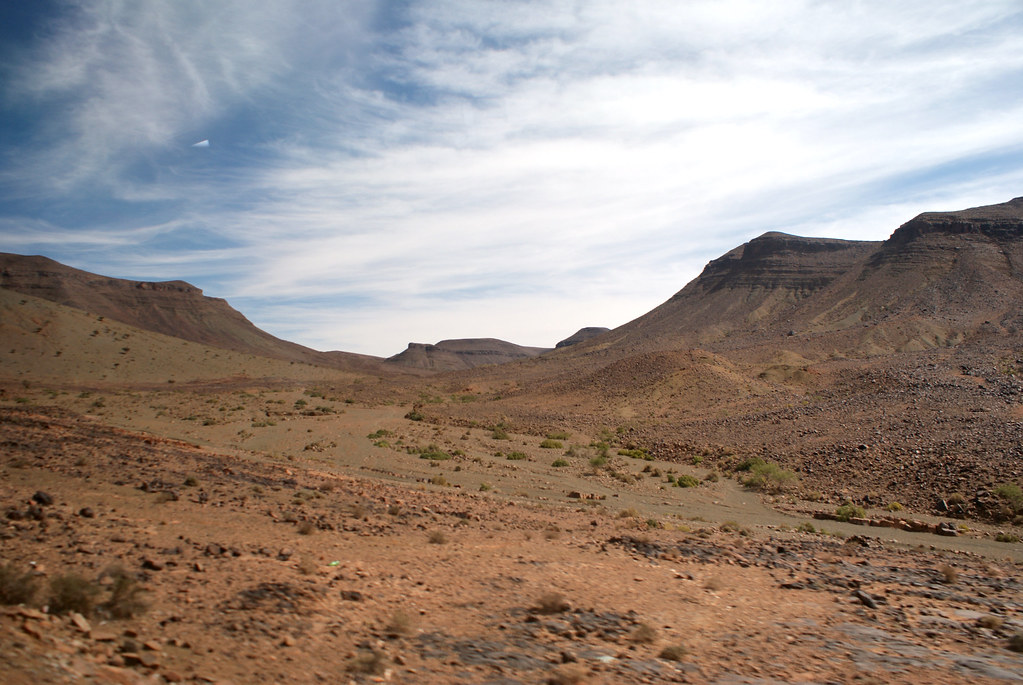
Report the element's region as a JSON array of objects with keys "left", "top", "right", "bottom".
[
  {"left": 32, "top": 491, "right": 54, "bottom": 506},
  {"left": 854, "top": 589, "right": 878, "bottom": 609},
  {"left": 341, "top": 590, "right": 364, "bottom": 601}
]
